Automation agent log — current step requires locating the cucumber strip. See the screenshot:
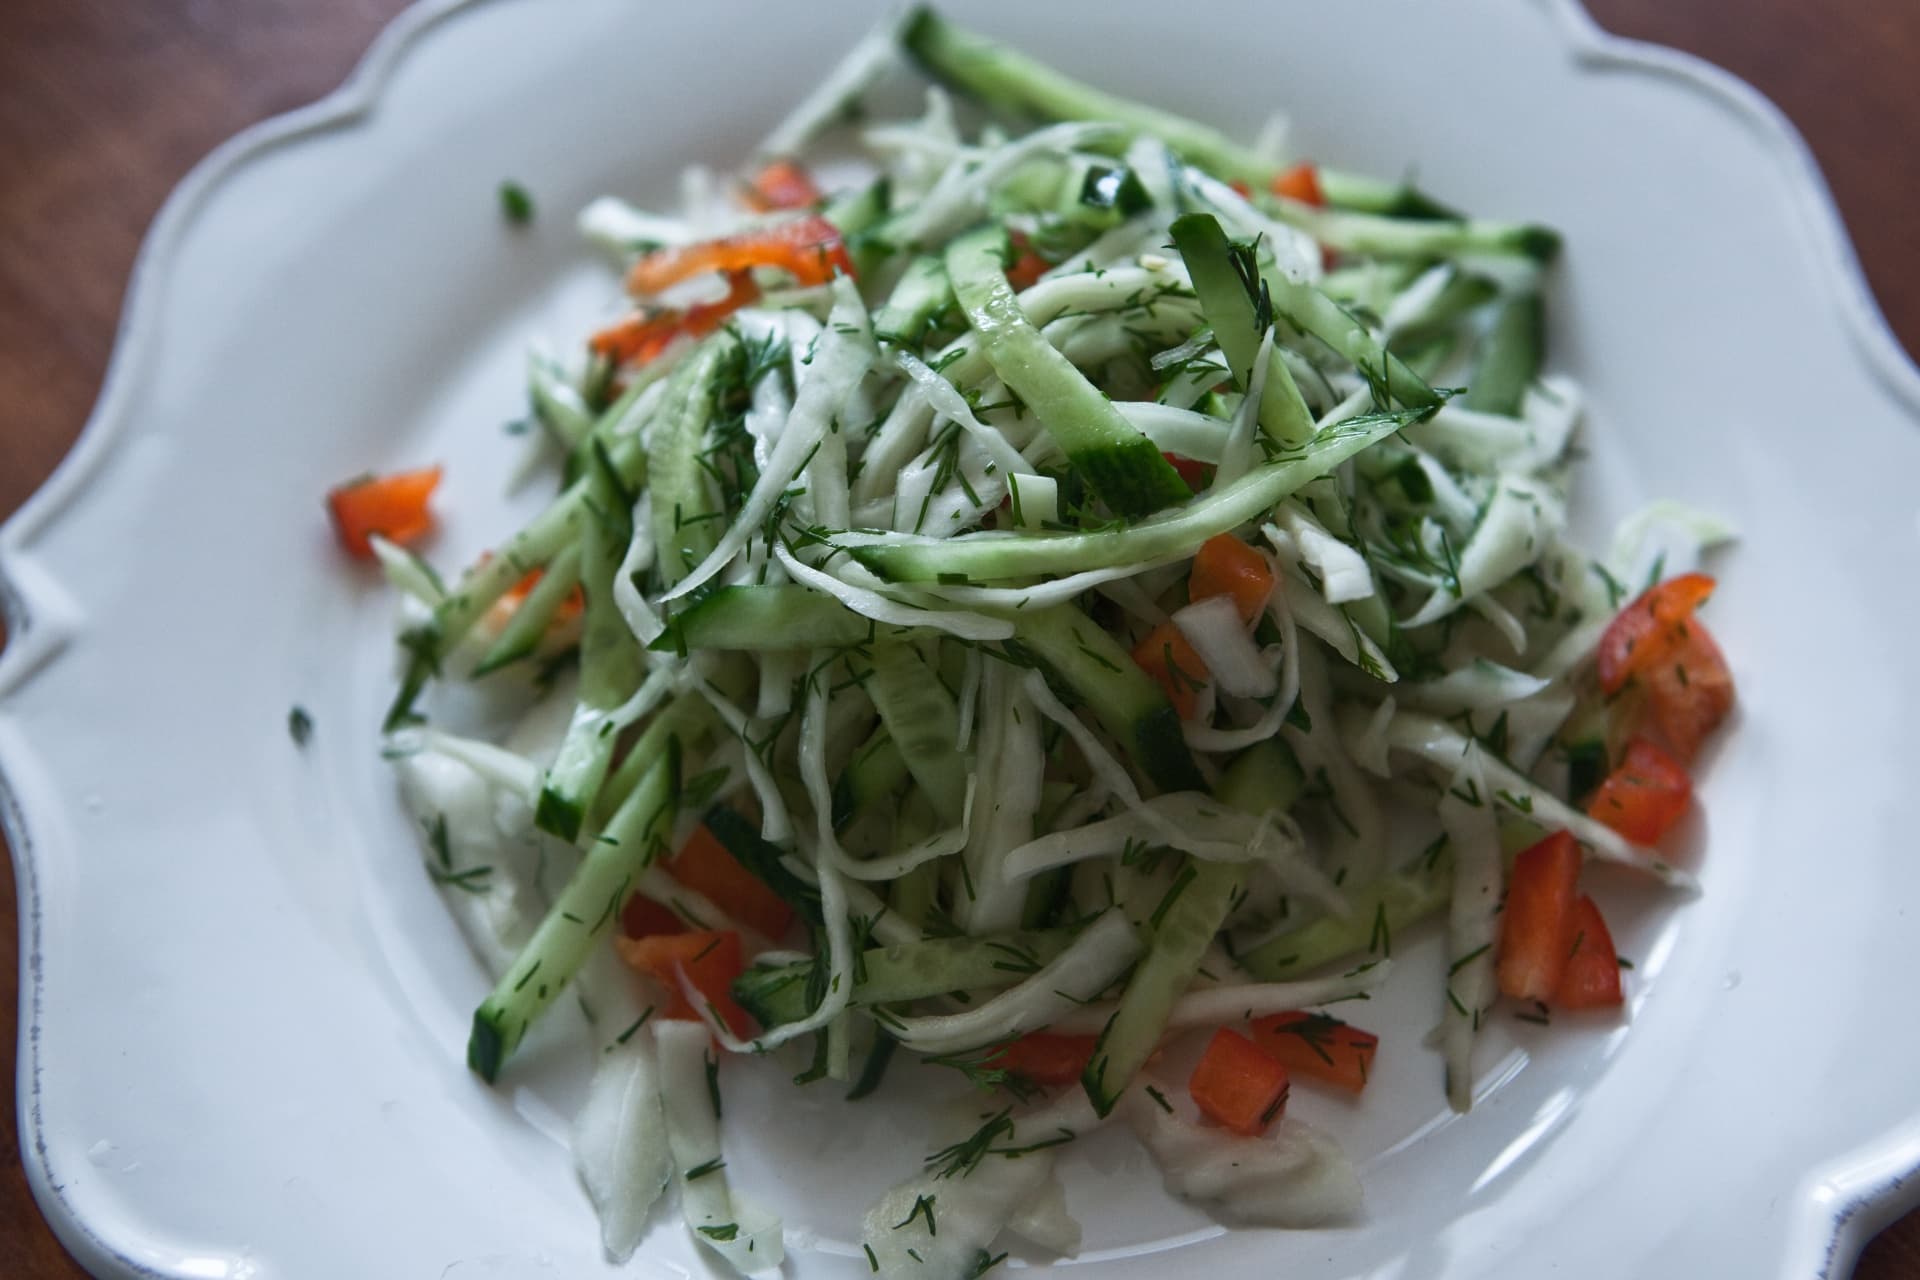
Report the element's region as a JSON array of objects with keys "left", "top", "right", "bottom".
[
  {"left": 385, "top": 401, "right": 654, "bottom": 728},
  {"left": 1317, "top": 168, "right": 1464, "bottom": 221},
  {"left": 831, "top": 723, "right": 909, "bottom": 827},
  {"left": 867, "top": 640, "right": 968, "bottom": 825},
  {"left": 1169, "top": 213, "right": 1315, "bottom": 447},
  {"left": 528, "top": 350, "right": 595, "bottom": 447},
  {"left": 652, "top": 585, "right": 888, "bottom": 654},
  {"left": 469, "top": 748, "right": 679, "bottom": 1082},
  {"left": 1215, "top": 735, "right": 1305, "bottom": 817},
  {"left": 826, "top": 175, "right": 896, "bottom": 278},
  {"left": 1464, "top": 291, "right": 1544, "bottom": 416},
  {"left": 1082, "top": 856, "right": 1244, "bottom": 1115},
  {"left": 946, "top": 225, "right": 1190, "bottom": 518},
  {"left": 888, "top": 859, "right": 941, "bottom": 933},
  {"left": 536, "top": 451, "right": 648, "bottom": 841},
  {"left": 1009, "top": 604, "right": 1204, "bottom": 794},
  {"left": 1258, "top": 263, "right": 1442, "bottom": 411},
  {"left": 472, "top": 543, "right": 583, "bottom": 677},
  {"left": 843, "top": 405, "right": 1430, "bottom": 584},
  {"left": 647, "top": 338, "right": 735, "bottom": 586},
  {"left": 589, "top": 694, "right": 715, "bottom": 833},
  {"left": 901, "top": 7, "right": 1272, "bottom": 185},
  {"left": 700, "top": 803, "right": 825, "bottom": 928},
  {"left": 871, "top": 254, "right": 955, "bottom": 346},
  {"left": 1387, "top": 270, "right": 1499, "bottom": 352},
  {"left": 563, "top": 352, "right": 675, "bottom": 489},
  {"left": 1235, "top": 852, "right": 1451, "bottom": 981},
  {"left": 732, "top": 927, "right": 1081, "bottom": 1028},
  {"left": 1274, "top": 202, "right": 1560, "bottom": 264}
]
